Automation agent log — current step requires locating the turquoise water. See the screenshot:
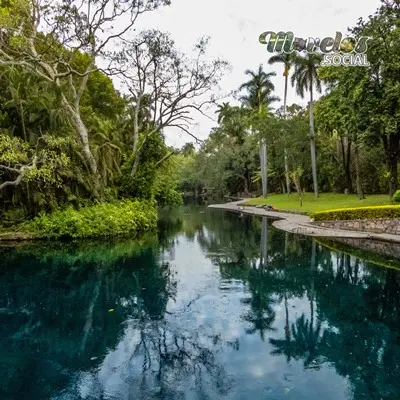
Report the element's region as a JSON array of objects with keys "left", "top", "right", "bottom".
[{"left": 0, "top": 206, "right": 399, "bottom": 399}]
